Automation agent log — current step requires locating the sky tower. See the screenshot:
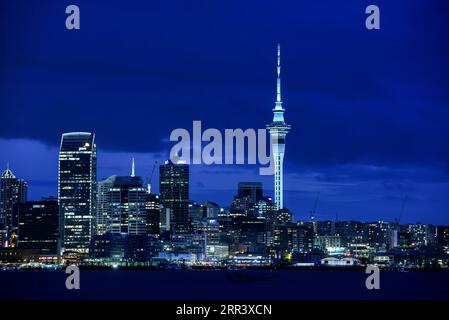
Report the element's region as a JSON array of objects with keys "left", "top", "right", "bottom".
[{"left": 267, "top": 44, "right": 291, "bottom": 210}]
